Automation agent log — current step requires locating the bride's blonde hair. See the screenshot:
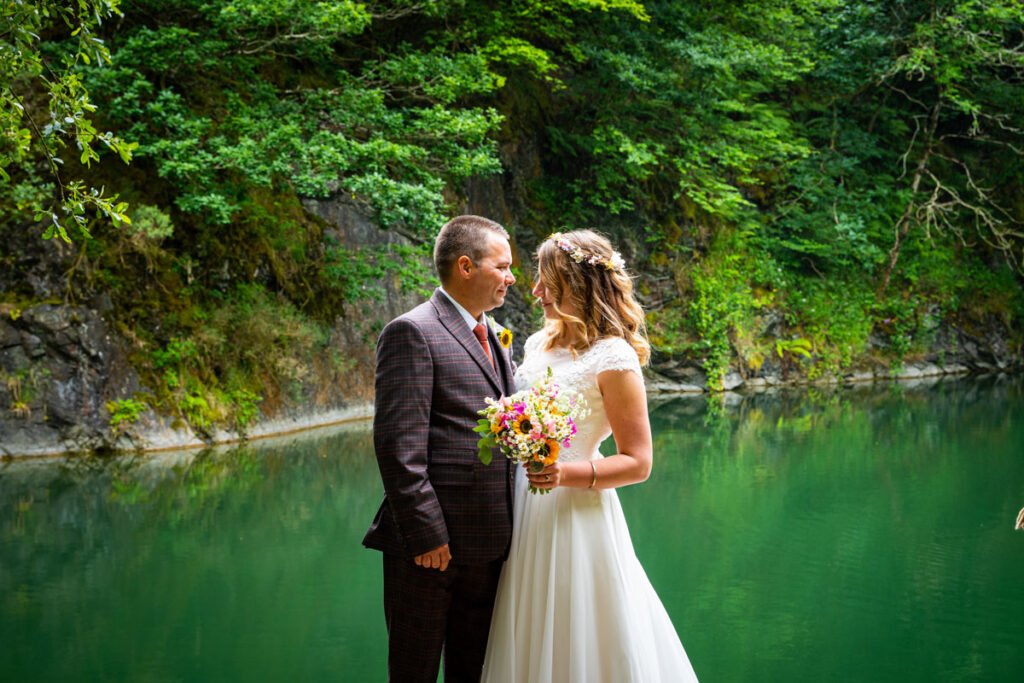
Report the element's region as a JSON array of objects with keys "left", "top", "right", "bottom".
[{"left": 536, "top": 229, "right": 650, "bottom": 365}]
